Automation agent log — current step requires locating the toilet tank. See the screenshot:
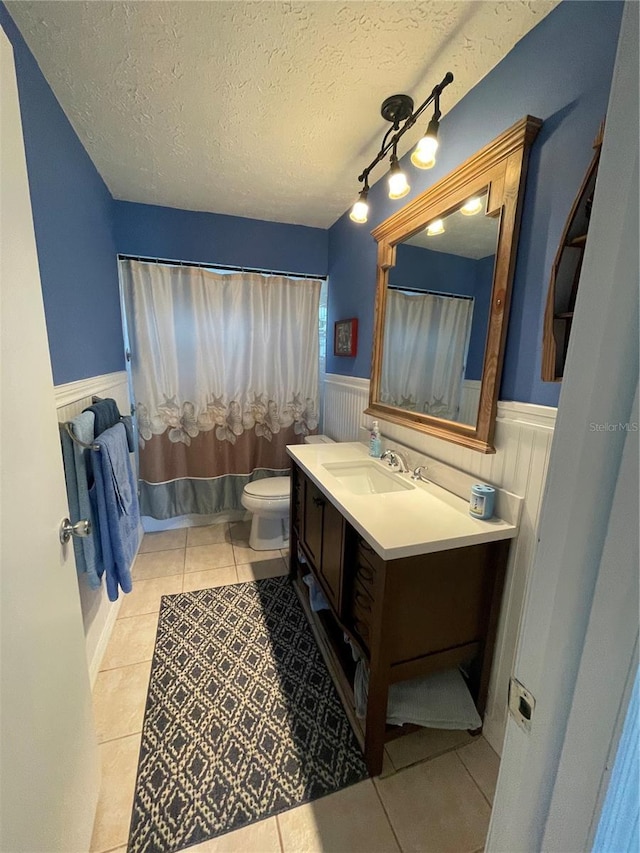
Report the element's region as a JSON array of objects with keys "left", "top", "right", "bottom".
[{"left": 304, "top": 434, "right": 335, "bottom": 444}]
